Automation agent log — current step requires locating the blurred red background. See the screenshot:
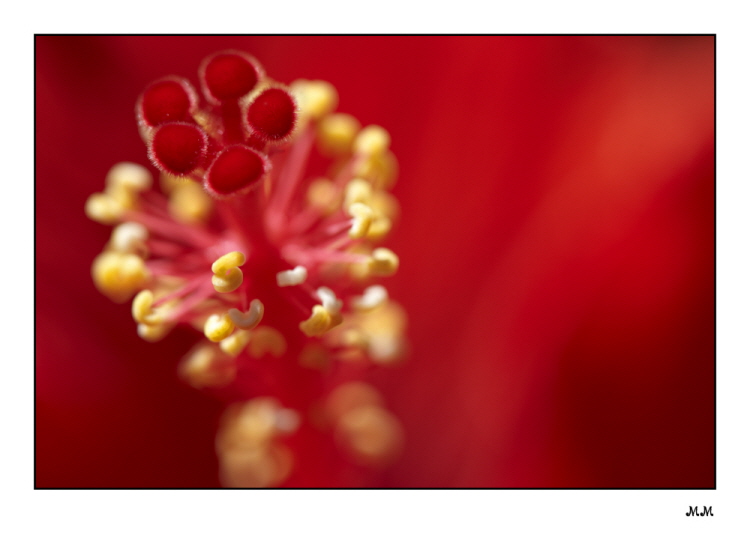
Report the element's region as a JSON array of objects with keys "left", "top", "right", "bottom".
[{"left": 35, "top": 35, "right": 714, "bottom": 488}]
